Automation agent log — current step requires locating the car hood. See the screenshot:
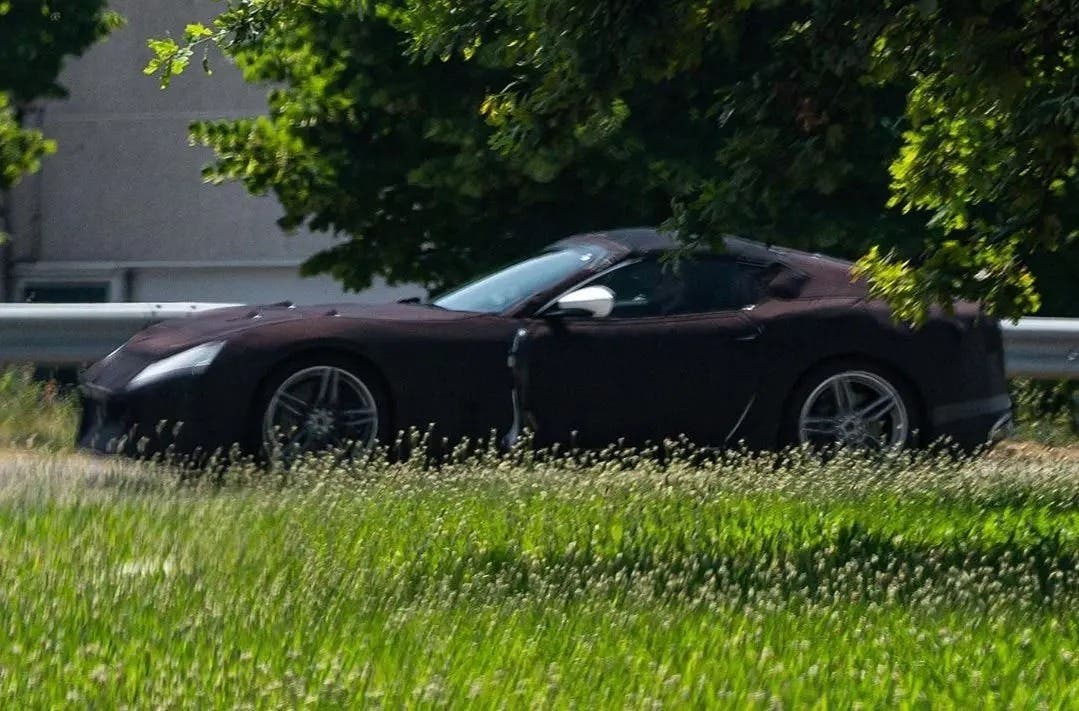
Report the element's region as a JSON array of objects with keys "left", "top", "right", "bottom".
[
  {"left": 81, "top": 302, "right": 481, "bottom": 392},
  {"left": 119, "top": 302, "right": 474, "bottom": 355}
]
